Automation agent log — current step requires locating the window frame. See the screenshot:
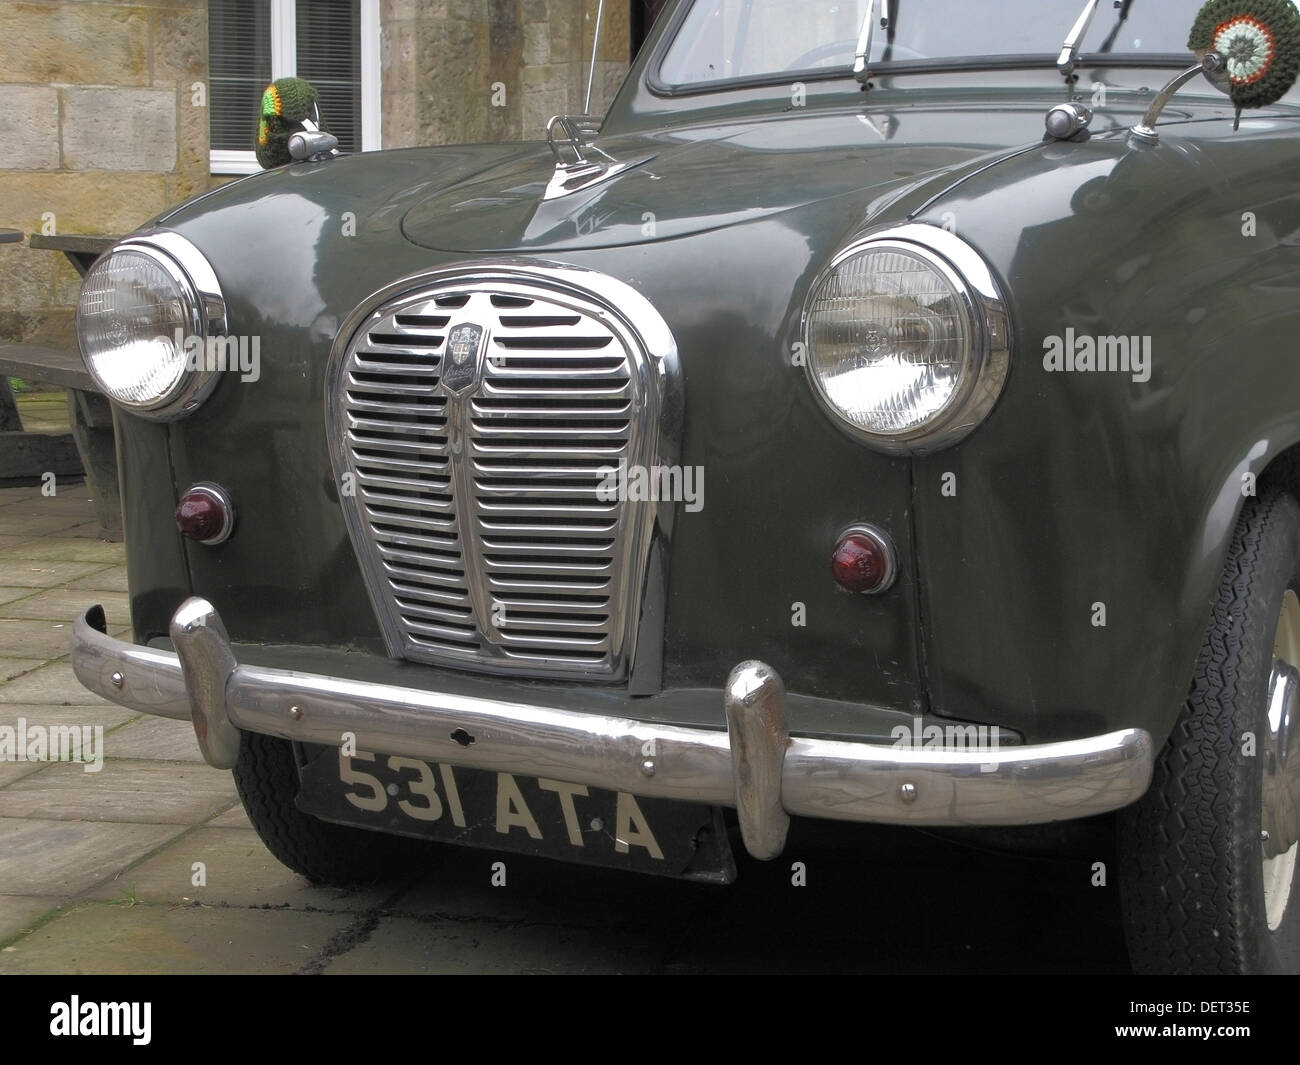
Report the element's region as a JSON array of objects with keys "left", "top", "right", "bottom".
[{"left": 209, "top": 0, "right": 381, "bottom": 176}]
